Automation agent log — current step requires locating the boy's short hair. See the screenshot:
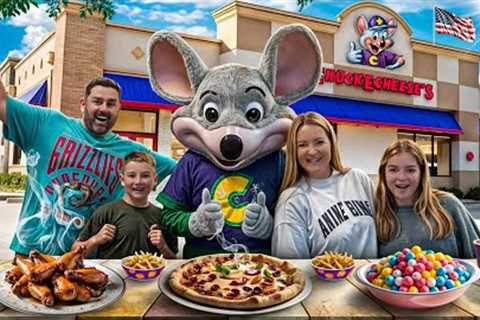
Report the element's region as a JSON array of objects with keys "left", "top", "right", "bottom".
[{"left": 121, "top": 151, "right": 156, "bottom": 173}]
